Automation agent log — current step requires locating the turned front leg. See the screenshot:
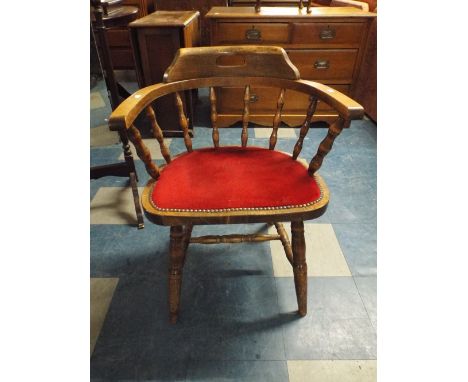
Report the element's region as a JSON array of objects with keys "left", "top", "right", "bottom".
[
  {"left": 169, "top": 225, "right": 185, "bottom": 324},
  {"left": 291, "top": 221, "right": 307, "bottom": 316}
]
